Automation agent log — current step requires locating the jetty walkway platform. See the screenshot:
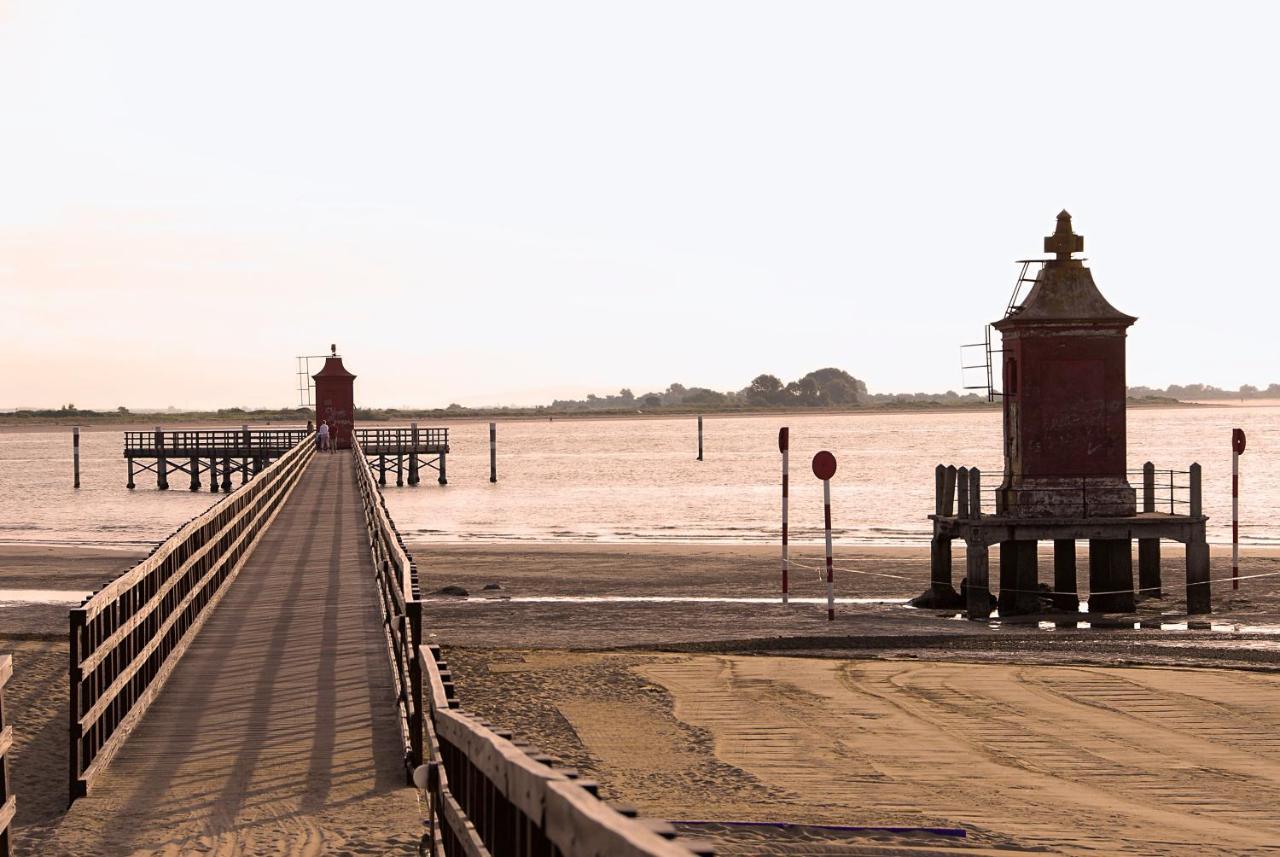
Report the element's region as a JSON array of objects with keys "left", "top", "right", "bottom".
[
  {"left": 52, "top": 453, "right": 420, "bottom": 854},
  {"left": 3, "top": 433, "right": 711, "bottom": 857}
]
